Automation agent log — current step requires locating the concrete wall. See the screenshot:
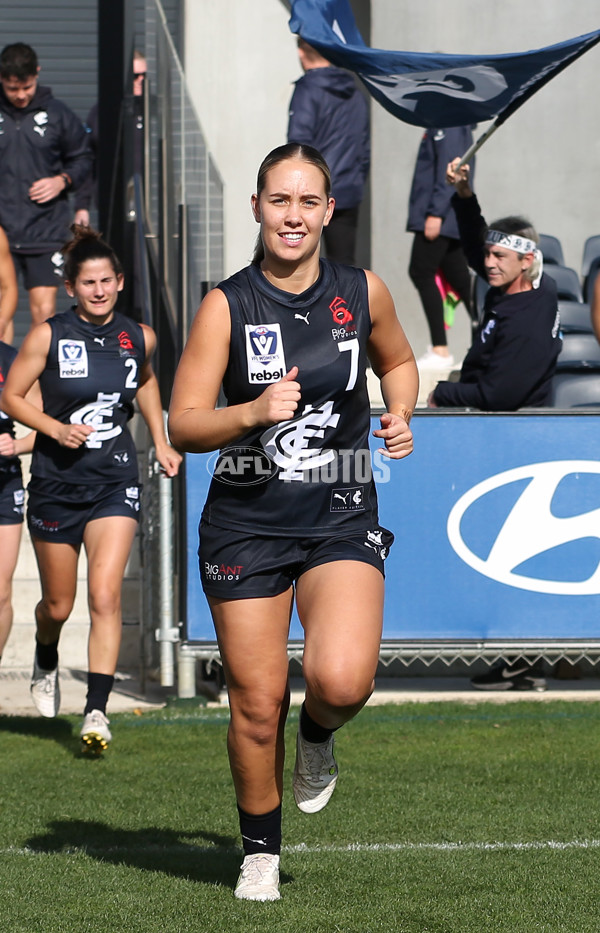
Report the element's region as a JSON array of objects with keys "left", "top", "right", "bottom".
[
  {"left": 184, "top": 1, "right": 300, "bottom": 276},
  {"left": 184, "top": 1, "right": 600, "bottom": 366}
]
